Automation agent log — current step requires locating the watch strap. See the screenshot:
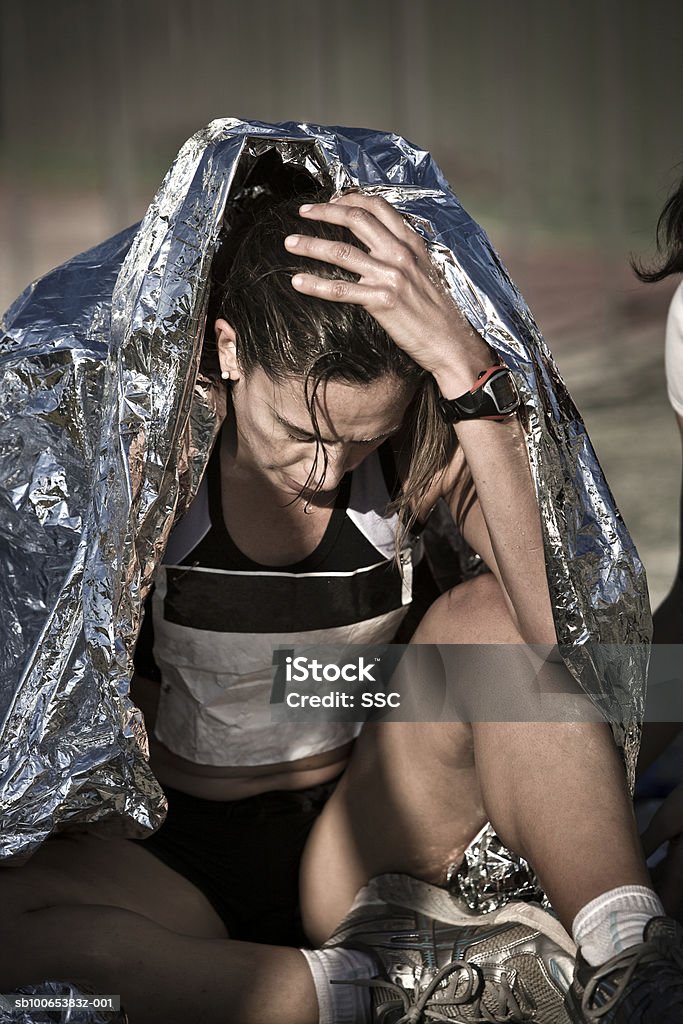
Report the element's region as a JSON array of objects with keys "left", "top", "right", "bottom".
[{"left": 438, "top": 366, "right": 519, "bottom": 423}]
